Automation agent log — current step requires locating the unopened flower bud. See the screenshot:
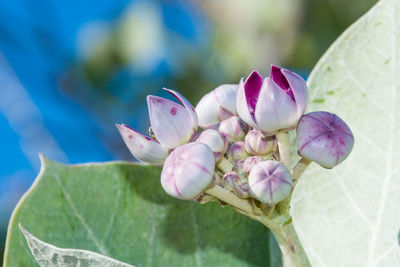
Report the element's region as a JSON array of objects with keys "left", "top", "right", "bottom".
[
  {"left": 195, "top": 84, "right": 238, "bottom": 128},
  {"left": 244, "top": 130, "right": 276, "bottom": 156},
  {"left": 248, "top": 160, "right": 292, "bottom": 205},
  {"left": 221, "top": 171, "right": 250, "bottom": 198},
  {"left": 297, "top": 111, "right": 354, "bottom": 169},
  {"left": 219, "top": 116, "right": 248, "bottom": 143},
  {"left": 161, "top": 142, "right": 215, "bottom": 200},
  {"left": 196, "top": 129, "right": 228, "bottom": 163},
  {"left": 243, "top": 156, "right": 263, "bottom": 176},
  {"left": 227, "top": 141, "right": 249, "bottom": 161}
]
